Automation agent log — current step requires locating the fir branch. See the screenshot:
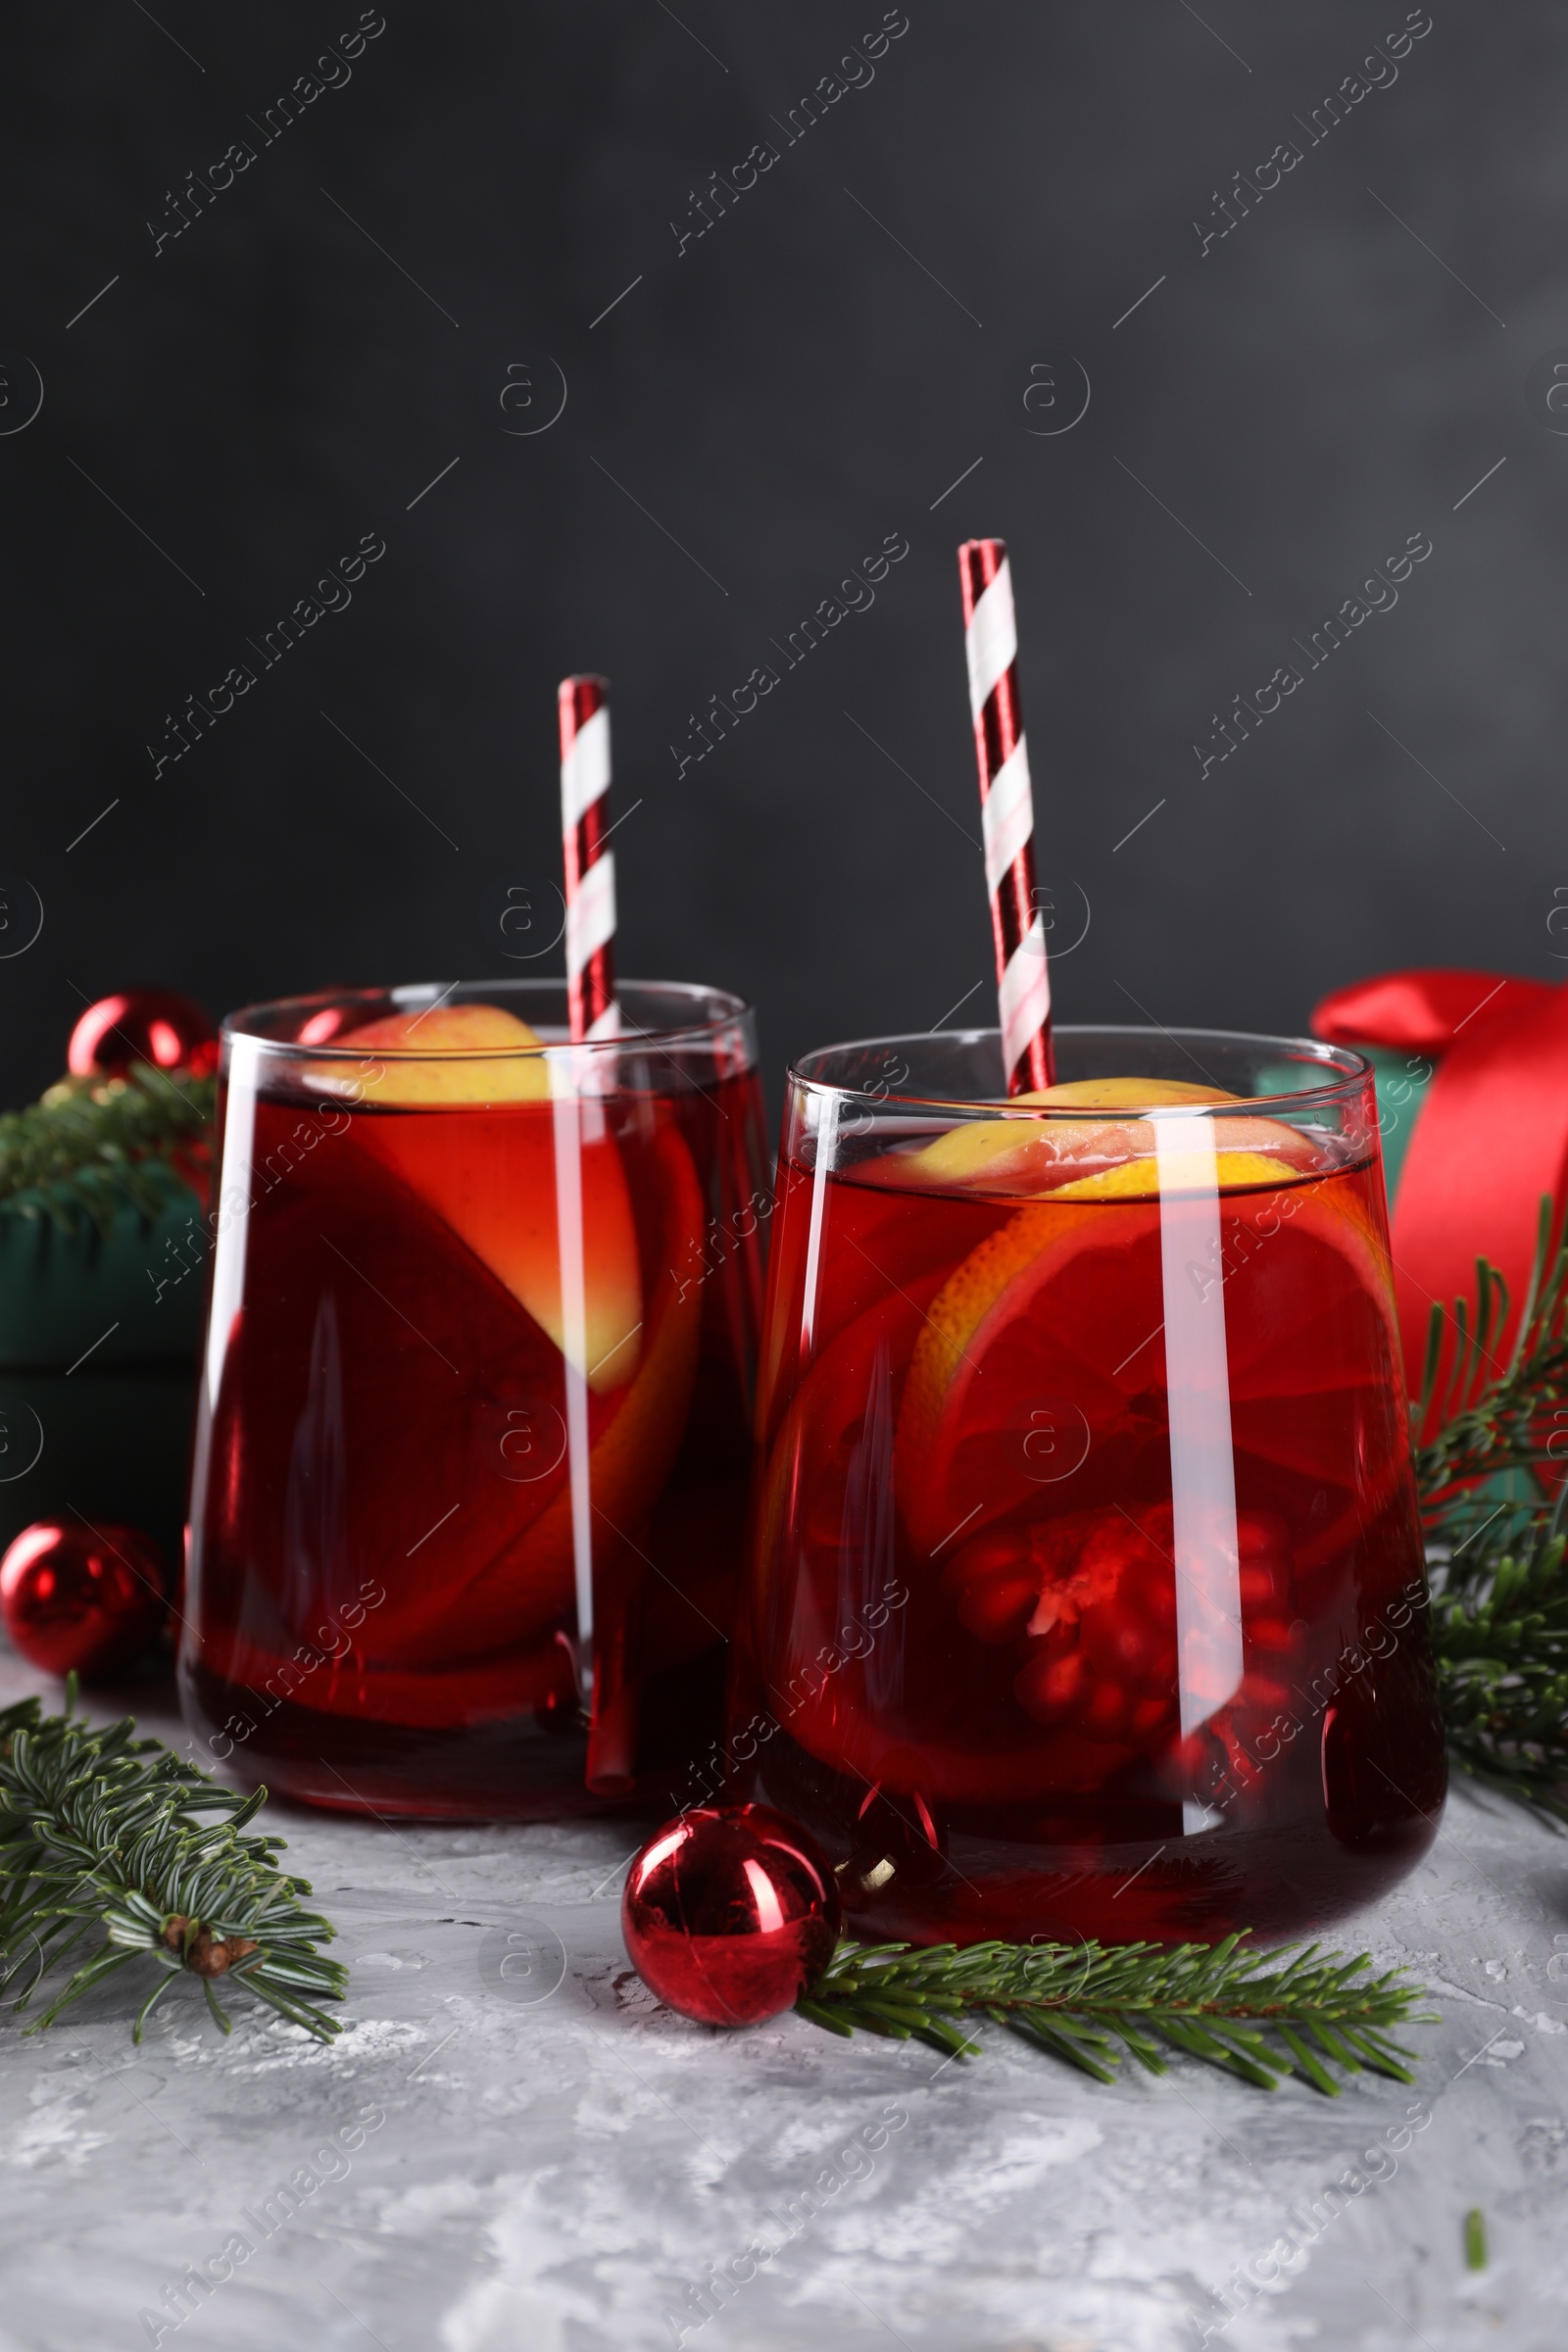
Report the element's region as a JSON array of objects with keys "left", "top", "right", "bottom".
[
  {"left": 797, "top": 1934, "right": 1434, "bottom": 2093},
  {"left": 1412, "top": 1199, "right": 1568, "bottom": 1824},
  {"left": 0, "top": 1065, "right": 216, "bottom": 1237},
  {"left": 1414, "top": 1197, "right": 1568, "bottom": 1503},
  {"left": 1426, "top": 1501, "right": 1568, "bottom": 1825},
  {"left": 0, "top": 1686, "right": 345, "bottom": 2042}
]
